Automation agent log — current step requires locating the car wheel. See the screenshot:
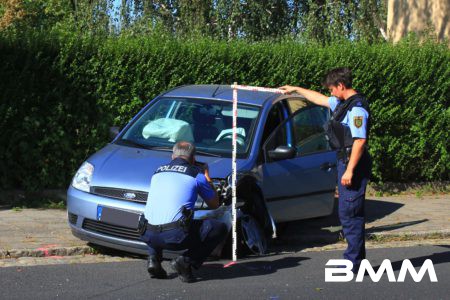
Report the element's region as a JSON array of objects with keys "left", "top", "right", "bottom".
[
  {"left": 239, "top": 213, "right": 268, "bottom": 256},
  {"left": 221, "top": 211, "right": 268, "bottom": 258}
]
